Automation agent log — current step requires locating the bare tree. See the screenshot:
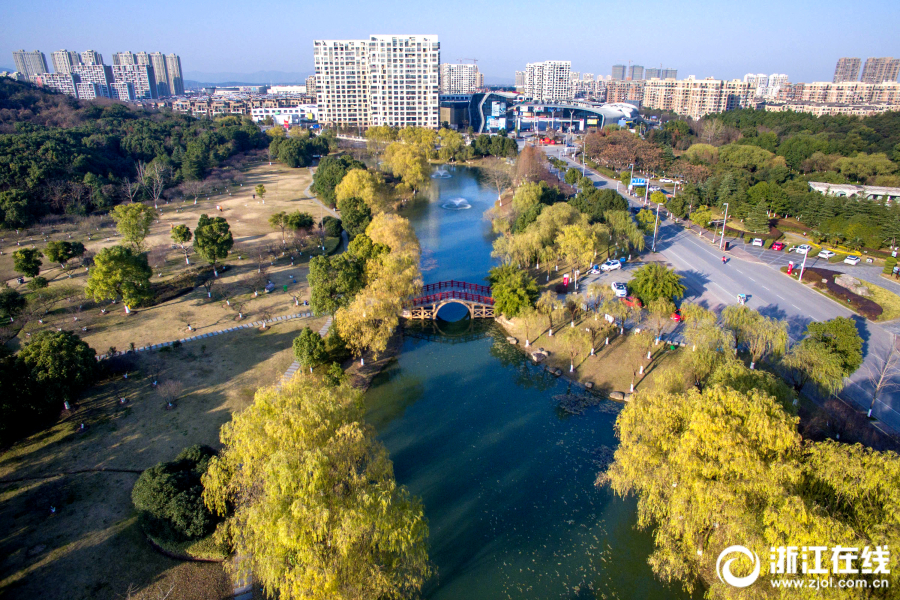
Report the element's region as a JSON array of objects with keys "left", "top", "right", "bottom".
[
  {"left": 181, "top": 179, "right": 207, "bottom": 205},
  {"left": 146, "top": 163, "right": 170, "bottom": 209},
  {"left": 144, "top": 356, "right": 164, "bottom": 387},
  {"left": 865, "top": 336, "right": 900, "bottom": 418},
  {"left": 157, "top": 380, "right": 183, "bottom": 408},
  {"left": 122, "top": 177, "right": 142, "bottom": 204},
  {"left": 481, "top": 157, "right": 514, "bottom": 201},
  {"left": 202, "top": 277, "right": 217, "bottom": 299}
]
